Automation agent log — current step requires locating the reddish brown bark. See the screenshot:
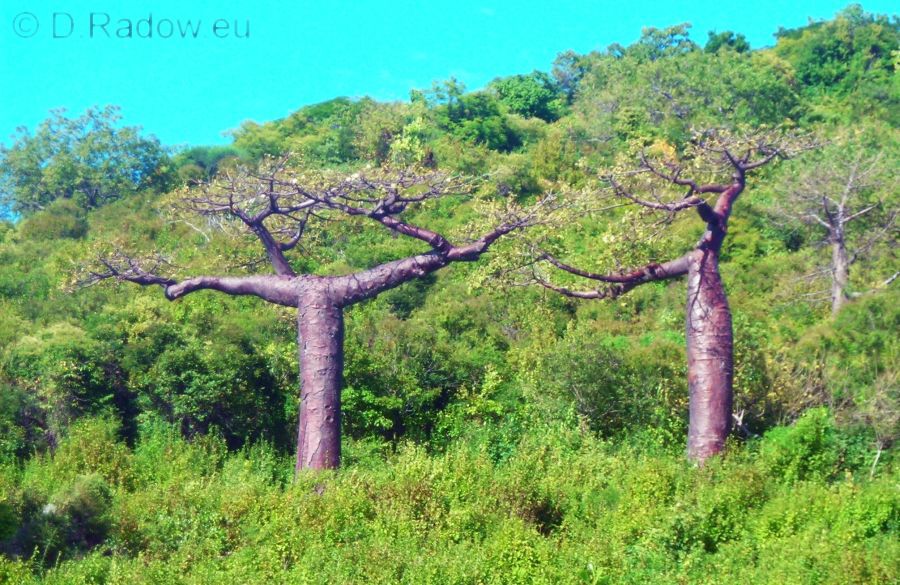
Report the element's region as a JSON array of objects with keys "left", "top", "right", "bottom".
[
  {"left": 685, "top": 247, "right": 733, "bottom": 460},
  {"left": 90, "top": 166, "right": 544, "bottom": 472},
  {"left": 296, "top": 287, "right": 344, "bottom": 471},
  {"left": 536, "top": 137, "right": 785, "bottom": 464},
  {"left": 290, "top": 253, "right": 451, "bottom": 471},
  {"left": 680, "top": 183, "right": 742, "bottom": 461}
]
